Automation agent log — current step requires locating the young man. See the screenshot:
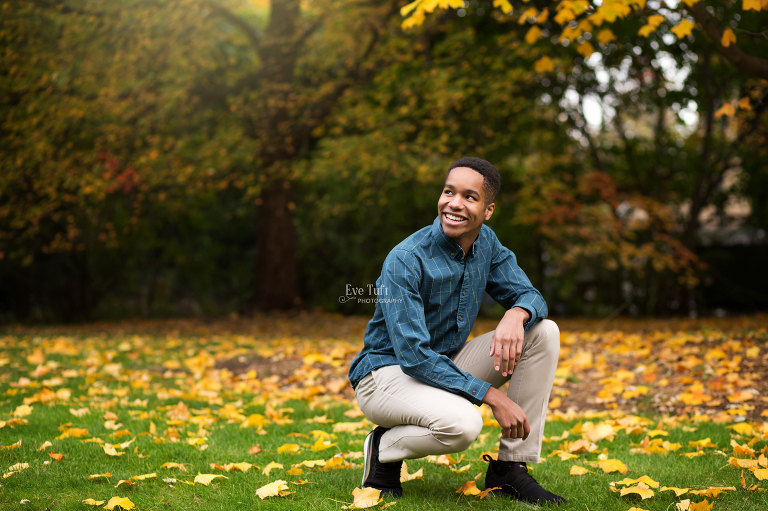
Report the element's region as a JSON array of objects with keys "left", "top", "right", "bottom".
[{"left": 347, "top": 157, "right": 565, "bottom": 506}]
